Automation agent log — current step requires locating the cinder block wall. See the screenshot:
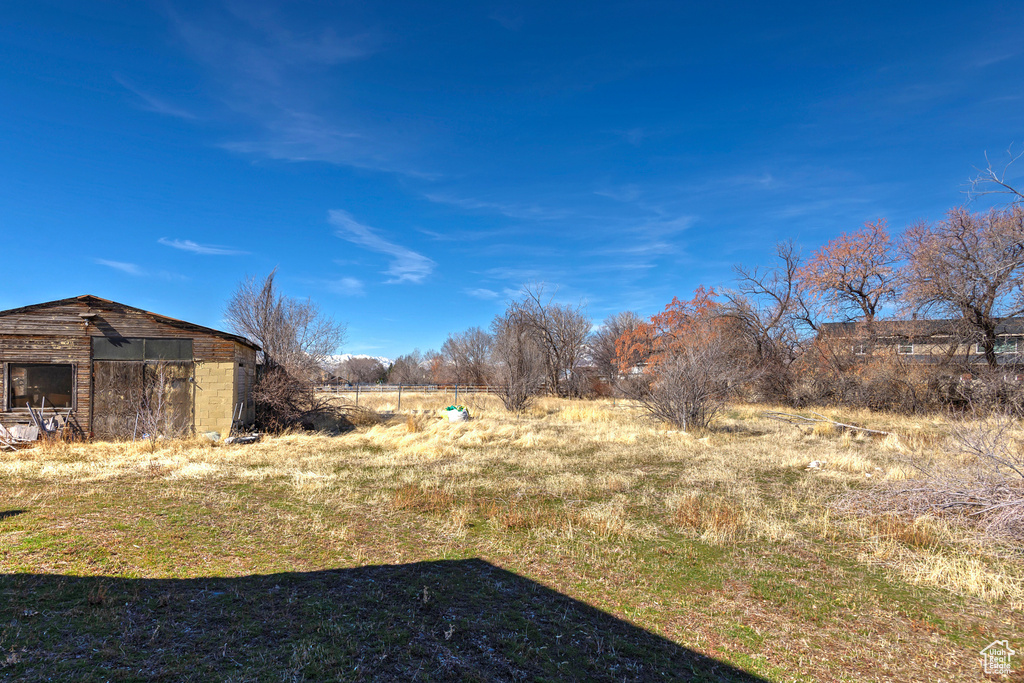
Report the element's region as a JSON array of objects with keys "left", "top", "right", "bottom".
[{"left": 194, "top": 361, "right": 236, "bottom": 437}]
